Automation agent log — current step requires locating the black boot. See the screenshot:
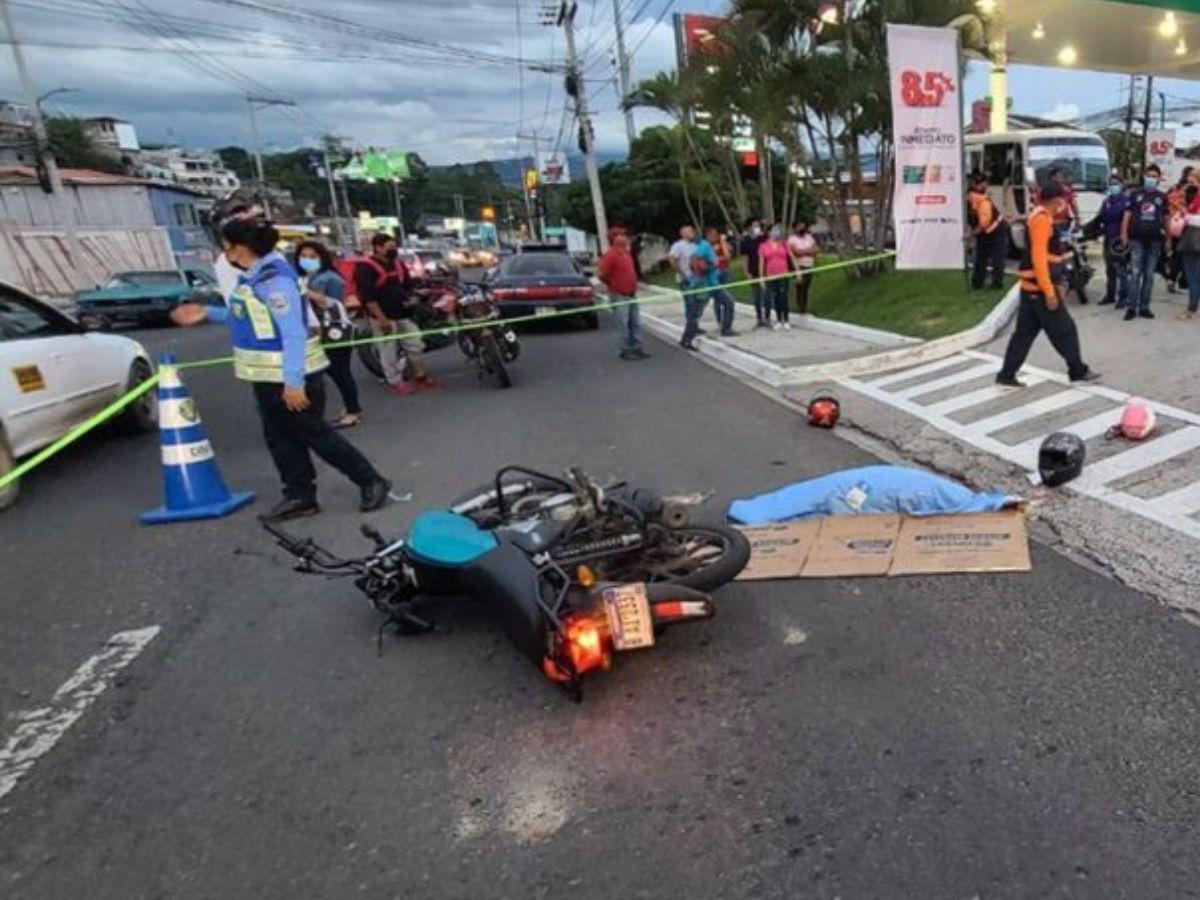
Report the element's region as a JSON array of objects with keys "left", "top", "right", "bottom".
[
  {"left": 262, "top": 497, "right": 320, "bottom": 522},
  {"left": 360, "top": 478, "right": 392, "bottom": 512}
]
